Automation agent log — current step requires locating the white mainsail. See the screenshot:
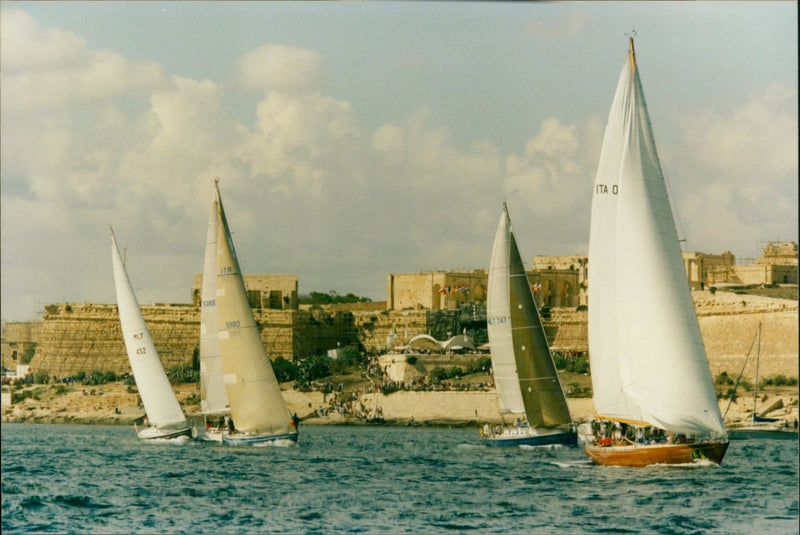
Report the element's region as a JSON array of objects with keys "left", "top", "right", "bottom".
[
  {"left": 215, "top": 188, "right": 292, "bottom": 436},
  {"left": 110, "top": 228, "right": 187, "bottom": 429},
  {"left": 199, "top": 182, "right": 229, "bottom": 416},
  {"left": 487, "top": 204, "right": 572, "bottom": 428},
  {"left": 587, "top": 40, "right": 725, "bottom": 437}
]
